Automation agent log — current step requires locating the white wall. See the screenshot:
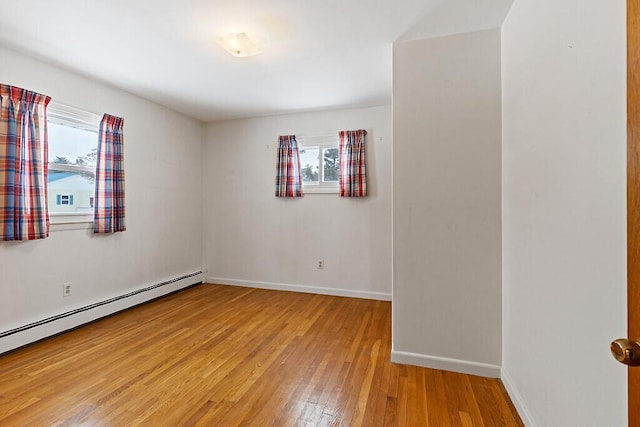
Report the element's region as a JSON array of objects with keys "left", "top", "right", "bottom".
[
  {"left": 0, "top": 46, "right": 203, "bottom": 352},
  {"left": 399, "top": 0, "right": 513, "bottom": 42},
  {"left": 203, "top": 106, "right": 392, "bottom": 300},
  {"left": 392, "top": 29, "right": 503, "bottom": 376},
  {"left": 501, "top": 0, "right": 627, "bottom": 425}
]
